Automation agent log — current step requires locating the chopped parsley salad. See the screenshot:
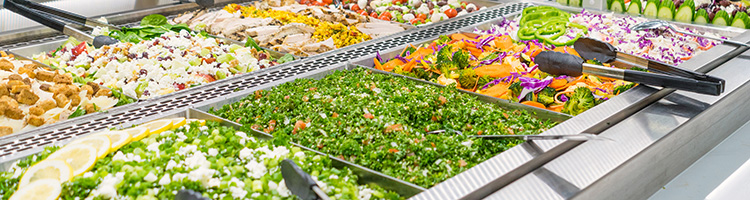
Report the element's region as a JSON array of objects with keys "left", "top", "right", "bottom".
[
  {"left": 210, "top": 68, "right": 557, "bottom": 188},
  {"left": 0, "top": 118, "right": 399, "bottom": 200}
]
